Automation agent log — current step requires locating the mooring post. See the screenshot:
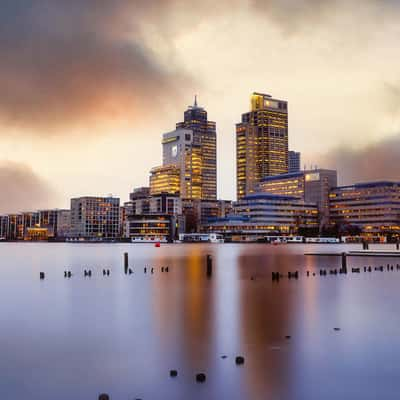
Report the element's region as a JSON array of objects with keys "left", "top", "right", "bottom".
[
  {"left": 124, "top": 252, "right": 128, "bottom": 274},
  {"left": 206, "top": 254, "right": 213, "bottom": 277},
  {"left": 98, "top": 394, "right": 110, "bottom": 400},
  {"left": 341, "top": 252, "right": 347, "bottom": 272}
]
